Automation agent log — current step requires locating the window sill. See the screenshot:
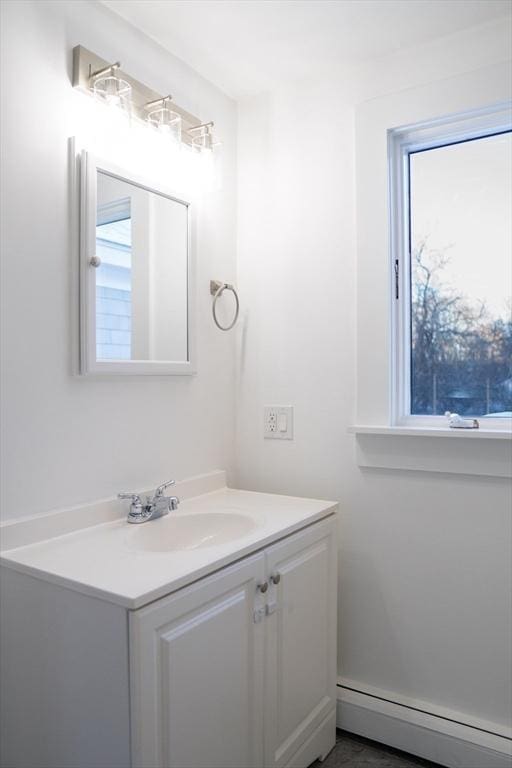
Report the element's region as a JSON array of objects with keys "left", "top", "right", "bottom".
[
  {"left": 349, "top": 425, "right": 512, "bottom": 440},
  {"left": 349, "top": 425, "right": 511, "bottom": 478}
]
